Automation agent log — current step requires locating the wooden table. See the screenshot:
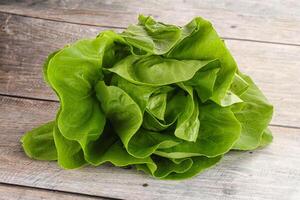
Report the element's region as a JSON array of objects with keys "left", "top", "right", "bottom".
[{"left": 0, "top": 1, "right": 300, "bottom": 199}]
